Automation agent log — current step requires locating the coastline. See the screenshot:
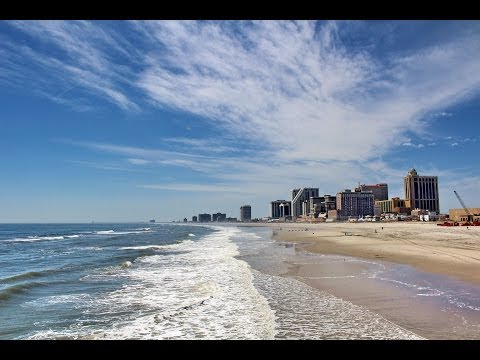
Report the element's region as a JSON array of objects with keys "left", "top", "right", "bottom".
[
  {"left": 241, "top": 222, "right": 480, "bottom": 286},
  {"left": 238, "top": 222, "right": 480, "bottom": 339}
]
